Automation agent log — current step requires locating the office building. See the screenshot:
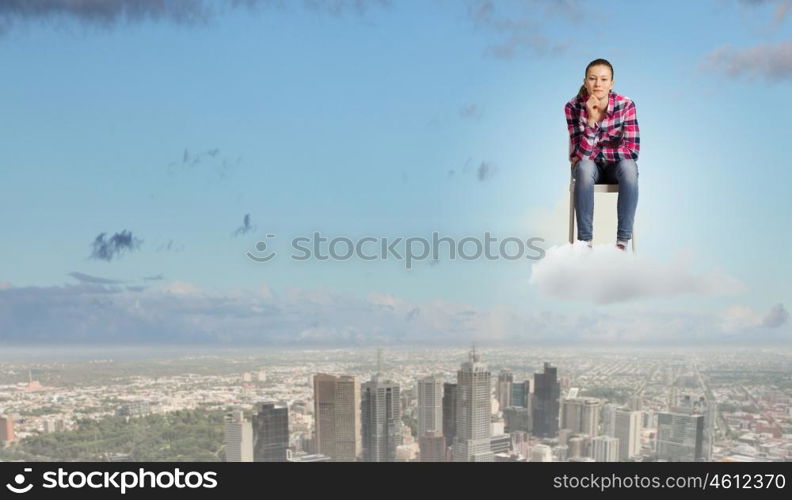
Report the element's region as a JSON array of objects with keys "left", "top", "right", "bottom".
[
  {"left": 252, "top": 402, "right": 289, "bottom": 462},
  {"left": 314, "top": 374, "right": 361, "bottom": 461}
]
